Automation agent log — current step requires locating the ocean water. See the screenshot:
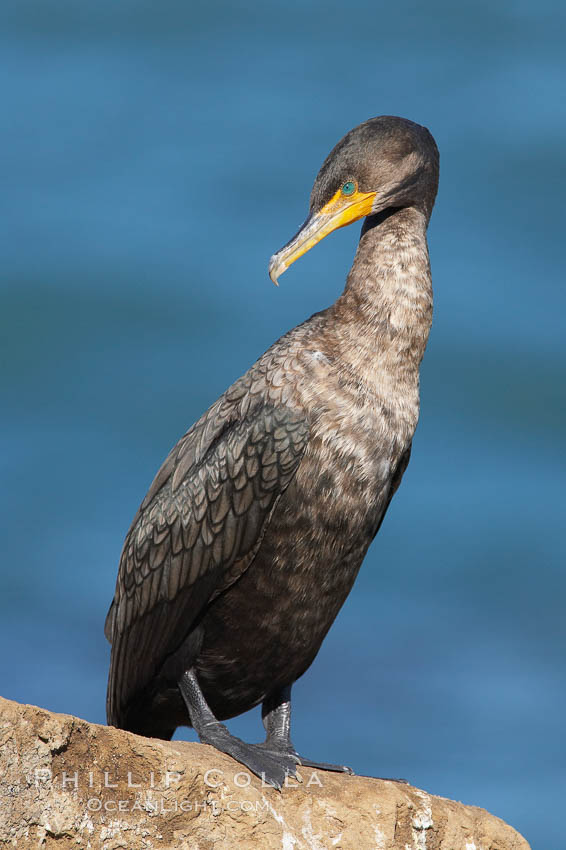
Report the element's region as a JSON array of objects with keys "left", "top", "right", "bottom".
[{"left": 1, "top": 1, "right": 565, "bottom": 846}]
